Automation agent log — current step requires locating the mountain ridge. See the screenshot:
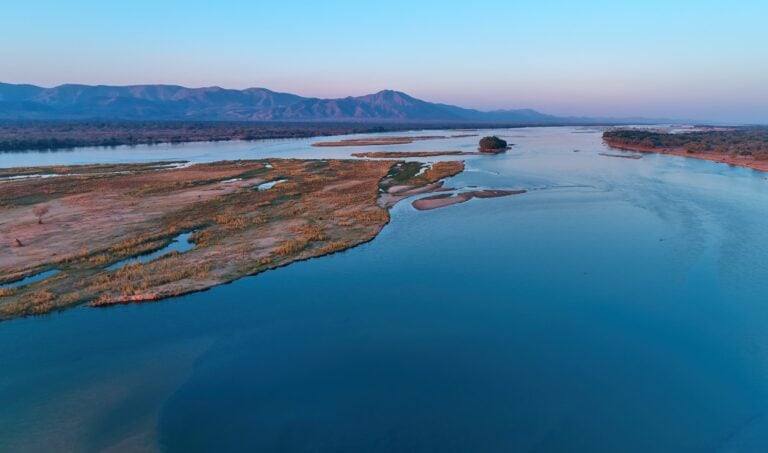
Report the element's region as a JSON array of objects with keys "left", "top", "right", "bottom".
[{"left": 0, "top": 82, "right": 670, "bottom": 124}]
